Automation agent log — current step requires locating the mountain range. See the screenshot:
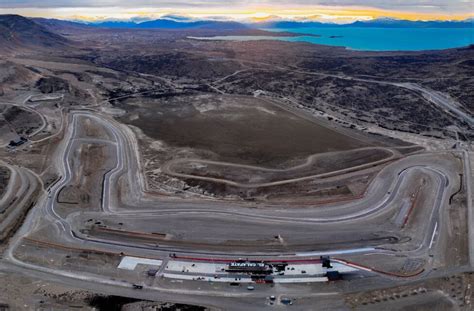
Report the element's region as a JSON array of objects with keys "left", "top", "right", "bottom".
[
  {"left": 85, "top": 19, "right": 248, "bottom": 30},
  {"left": 259, "top": 18, "right": 474, "bottom": 29},
  {"left": 0, "top": 14, "right": 472, "bottom": 54},
  {"left": 0, "top": 14, "right": 69, "bottom": 53},
  {"left": 45, "top": 16, "right": 473, "bottom": 30}
]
